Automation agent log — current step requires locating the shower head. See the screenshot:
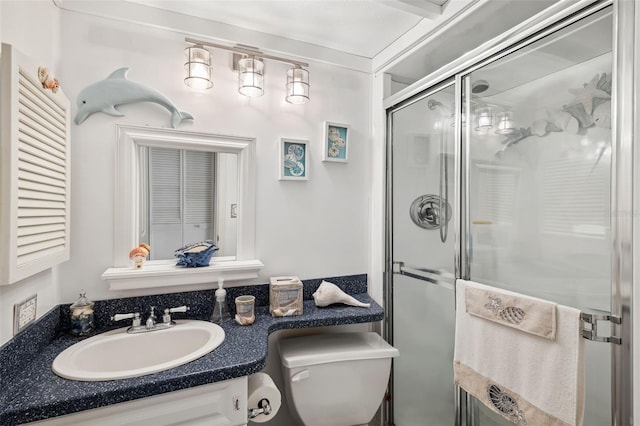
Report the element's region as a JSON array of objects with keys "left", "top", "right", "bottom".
[{"left": 472, "top": 80, "right": 490, "bottom": 94}]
